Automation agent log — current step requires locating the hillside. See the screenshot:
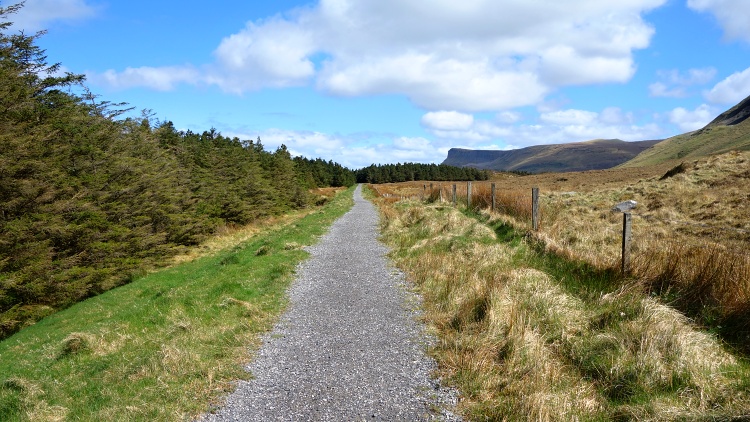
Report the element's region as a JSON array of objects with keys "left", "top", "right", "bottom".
[
  {"left": 622, "top": 94, "right": 750, "bottom": 167},
  {"left": 443, "top": 139, "right": 660, "bottom": 173}
]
